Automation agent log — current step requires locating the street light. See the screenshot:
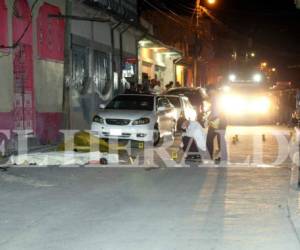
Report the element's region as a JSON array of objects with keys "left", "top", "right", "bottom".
[{"left": 261, "top": 62, "right": 267, "bottom": 67}]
